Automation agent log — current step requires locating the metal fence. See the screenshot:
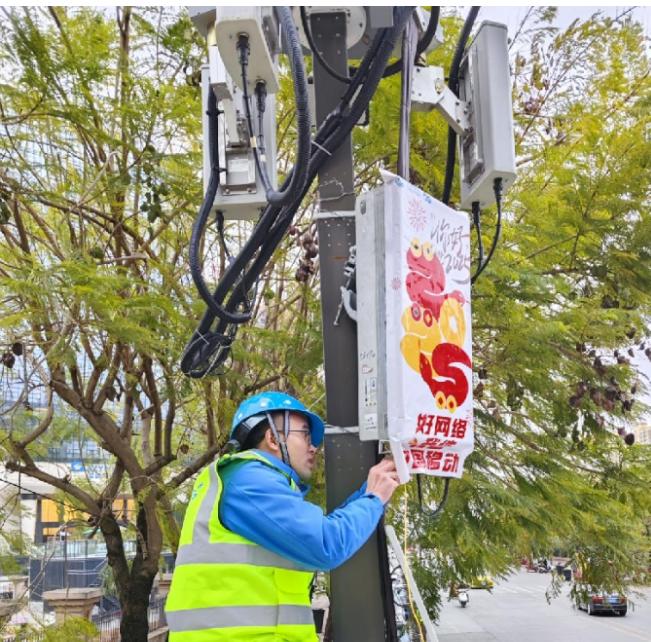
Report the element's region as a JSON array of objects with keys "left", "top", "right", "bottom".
[
  {"left": 92, "top": 607, "right": 121, "bottom": 642},
  {"left": 90, "top": 596, "right": 167, "bottom": 642},
  {"left": 148, "top": 596, "right": 167, "bottom": 631},
  {"left": 0, "top": 581, "right": 14, "bottom": 600},
  {"left": 1, "top": 597, "right": 167, "bottom": 642},
  {"left": 28, "top": 543, "right": 174, "bottom": 602},
  {"left": 34, "top": 539, "right": 137, "bottom": 560}
]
